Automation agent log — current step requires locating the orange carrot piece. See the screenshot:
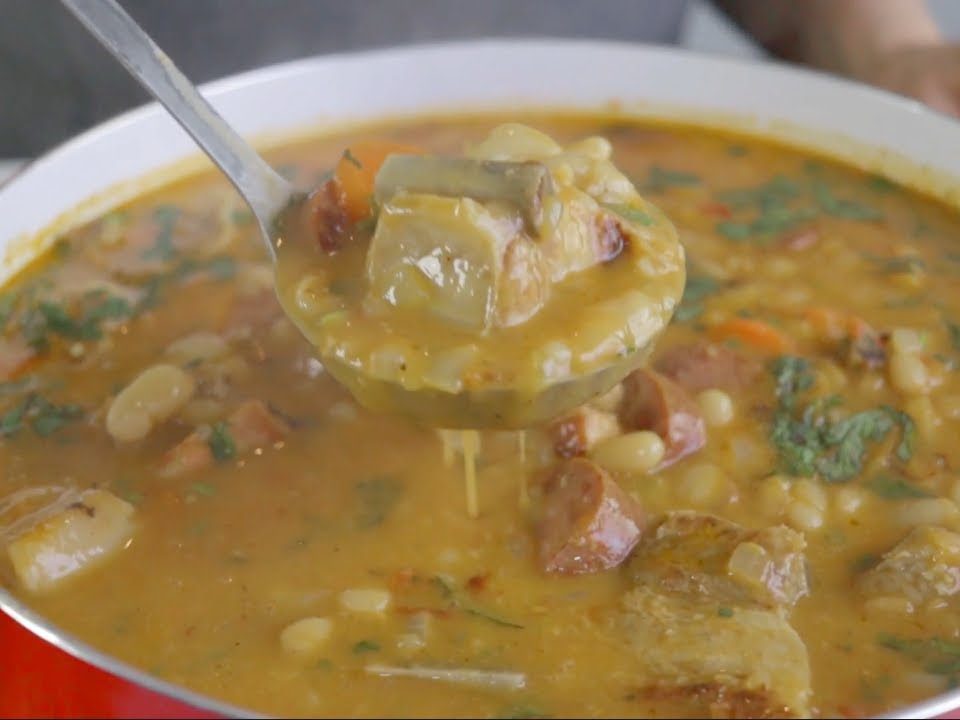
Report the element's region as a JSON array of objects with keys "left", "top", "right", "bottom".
[
  {"left": 710, "top": 318, "right": 795, "bottom": 355},
  {"left": 802, "top": 306, "right": 874, "bottom": 342},
  {"left": 803, "top": 307, "right": 848, "bottom": 341},
  {"left": 334, "top": 140, "right": 423, "bottom": 222}
]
